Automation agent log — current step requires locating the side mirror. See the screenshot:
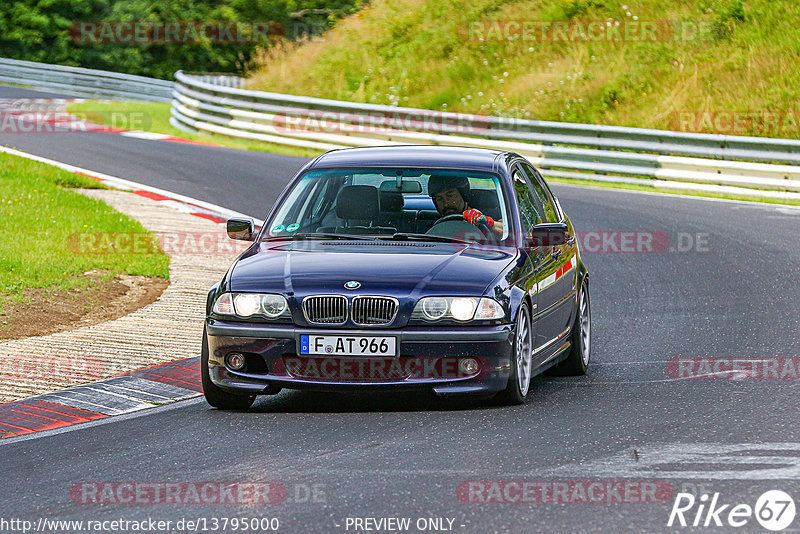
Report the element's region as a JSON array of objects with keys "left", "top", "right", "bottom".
[
  {"left": 227, "top": 218, "right": 255, "bottom": 241},
  {"left": 525, "top": 223, "right": 569, "bottom": 248}
]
